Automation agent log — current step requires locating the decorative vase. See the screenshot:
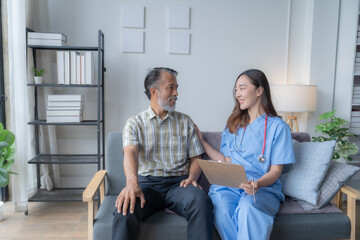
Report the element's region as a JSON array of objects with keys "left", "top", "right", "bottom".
[
  {"left": 34, "top": 76, "right": 43, "bottom": 84},
  {"left": 0, "top": 201, "right": 4, "bottom": 221}
]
